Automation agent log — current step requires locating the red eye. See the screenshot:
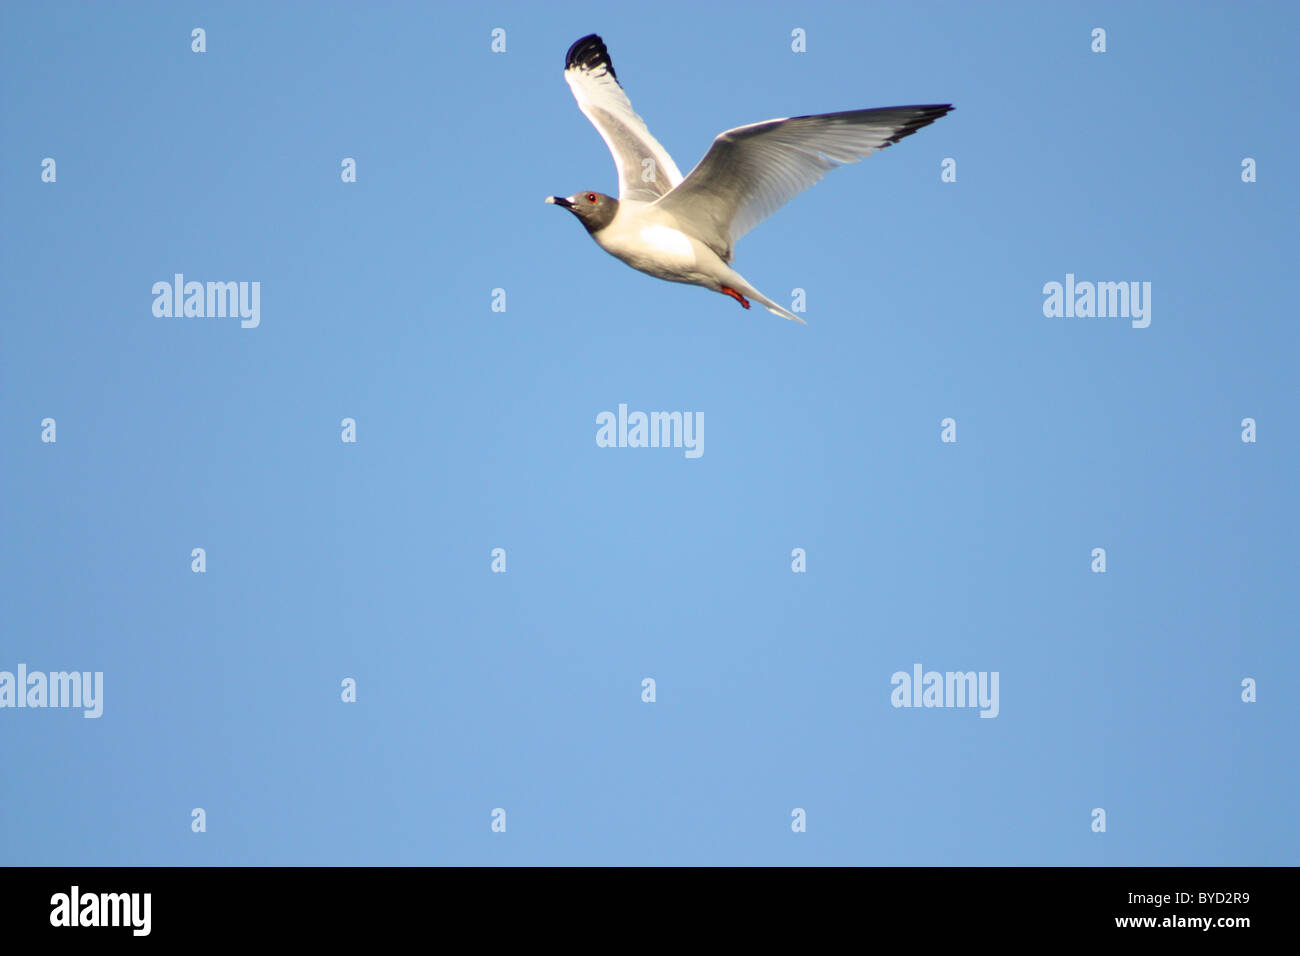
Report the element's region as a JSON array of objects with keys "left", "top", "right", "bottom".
[{"left": 586, "top": 193, "right": 597, "bottom": 203}]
